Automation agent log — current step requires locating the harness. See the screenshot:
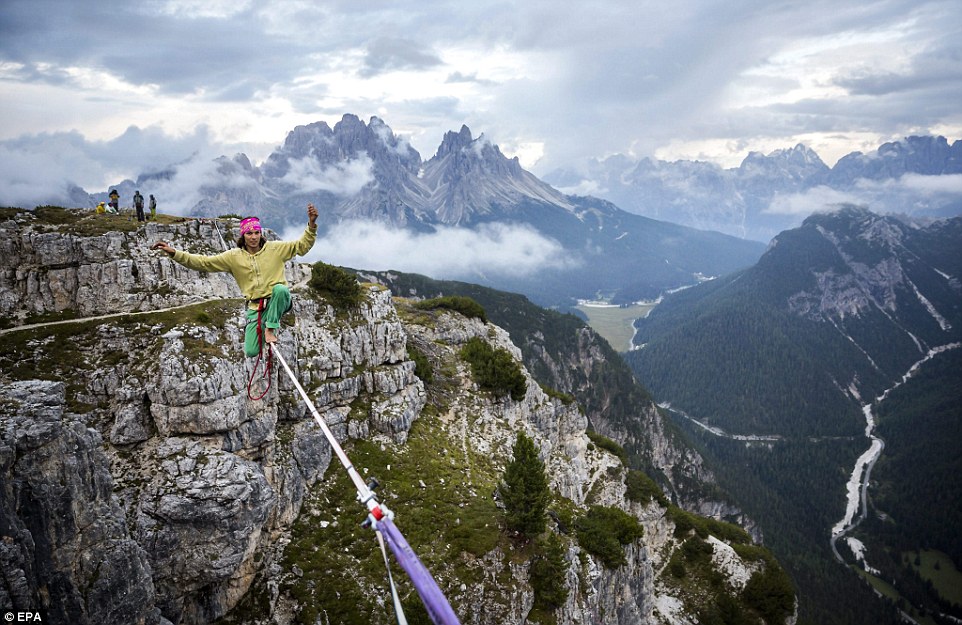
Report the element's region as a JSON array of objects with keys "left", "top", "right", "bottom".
[{"left": 246, "top": 298, "right": 273, "bottom": 401}]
